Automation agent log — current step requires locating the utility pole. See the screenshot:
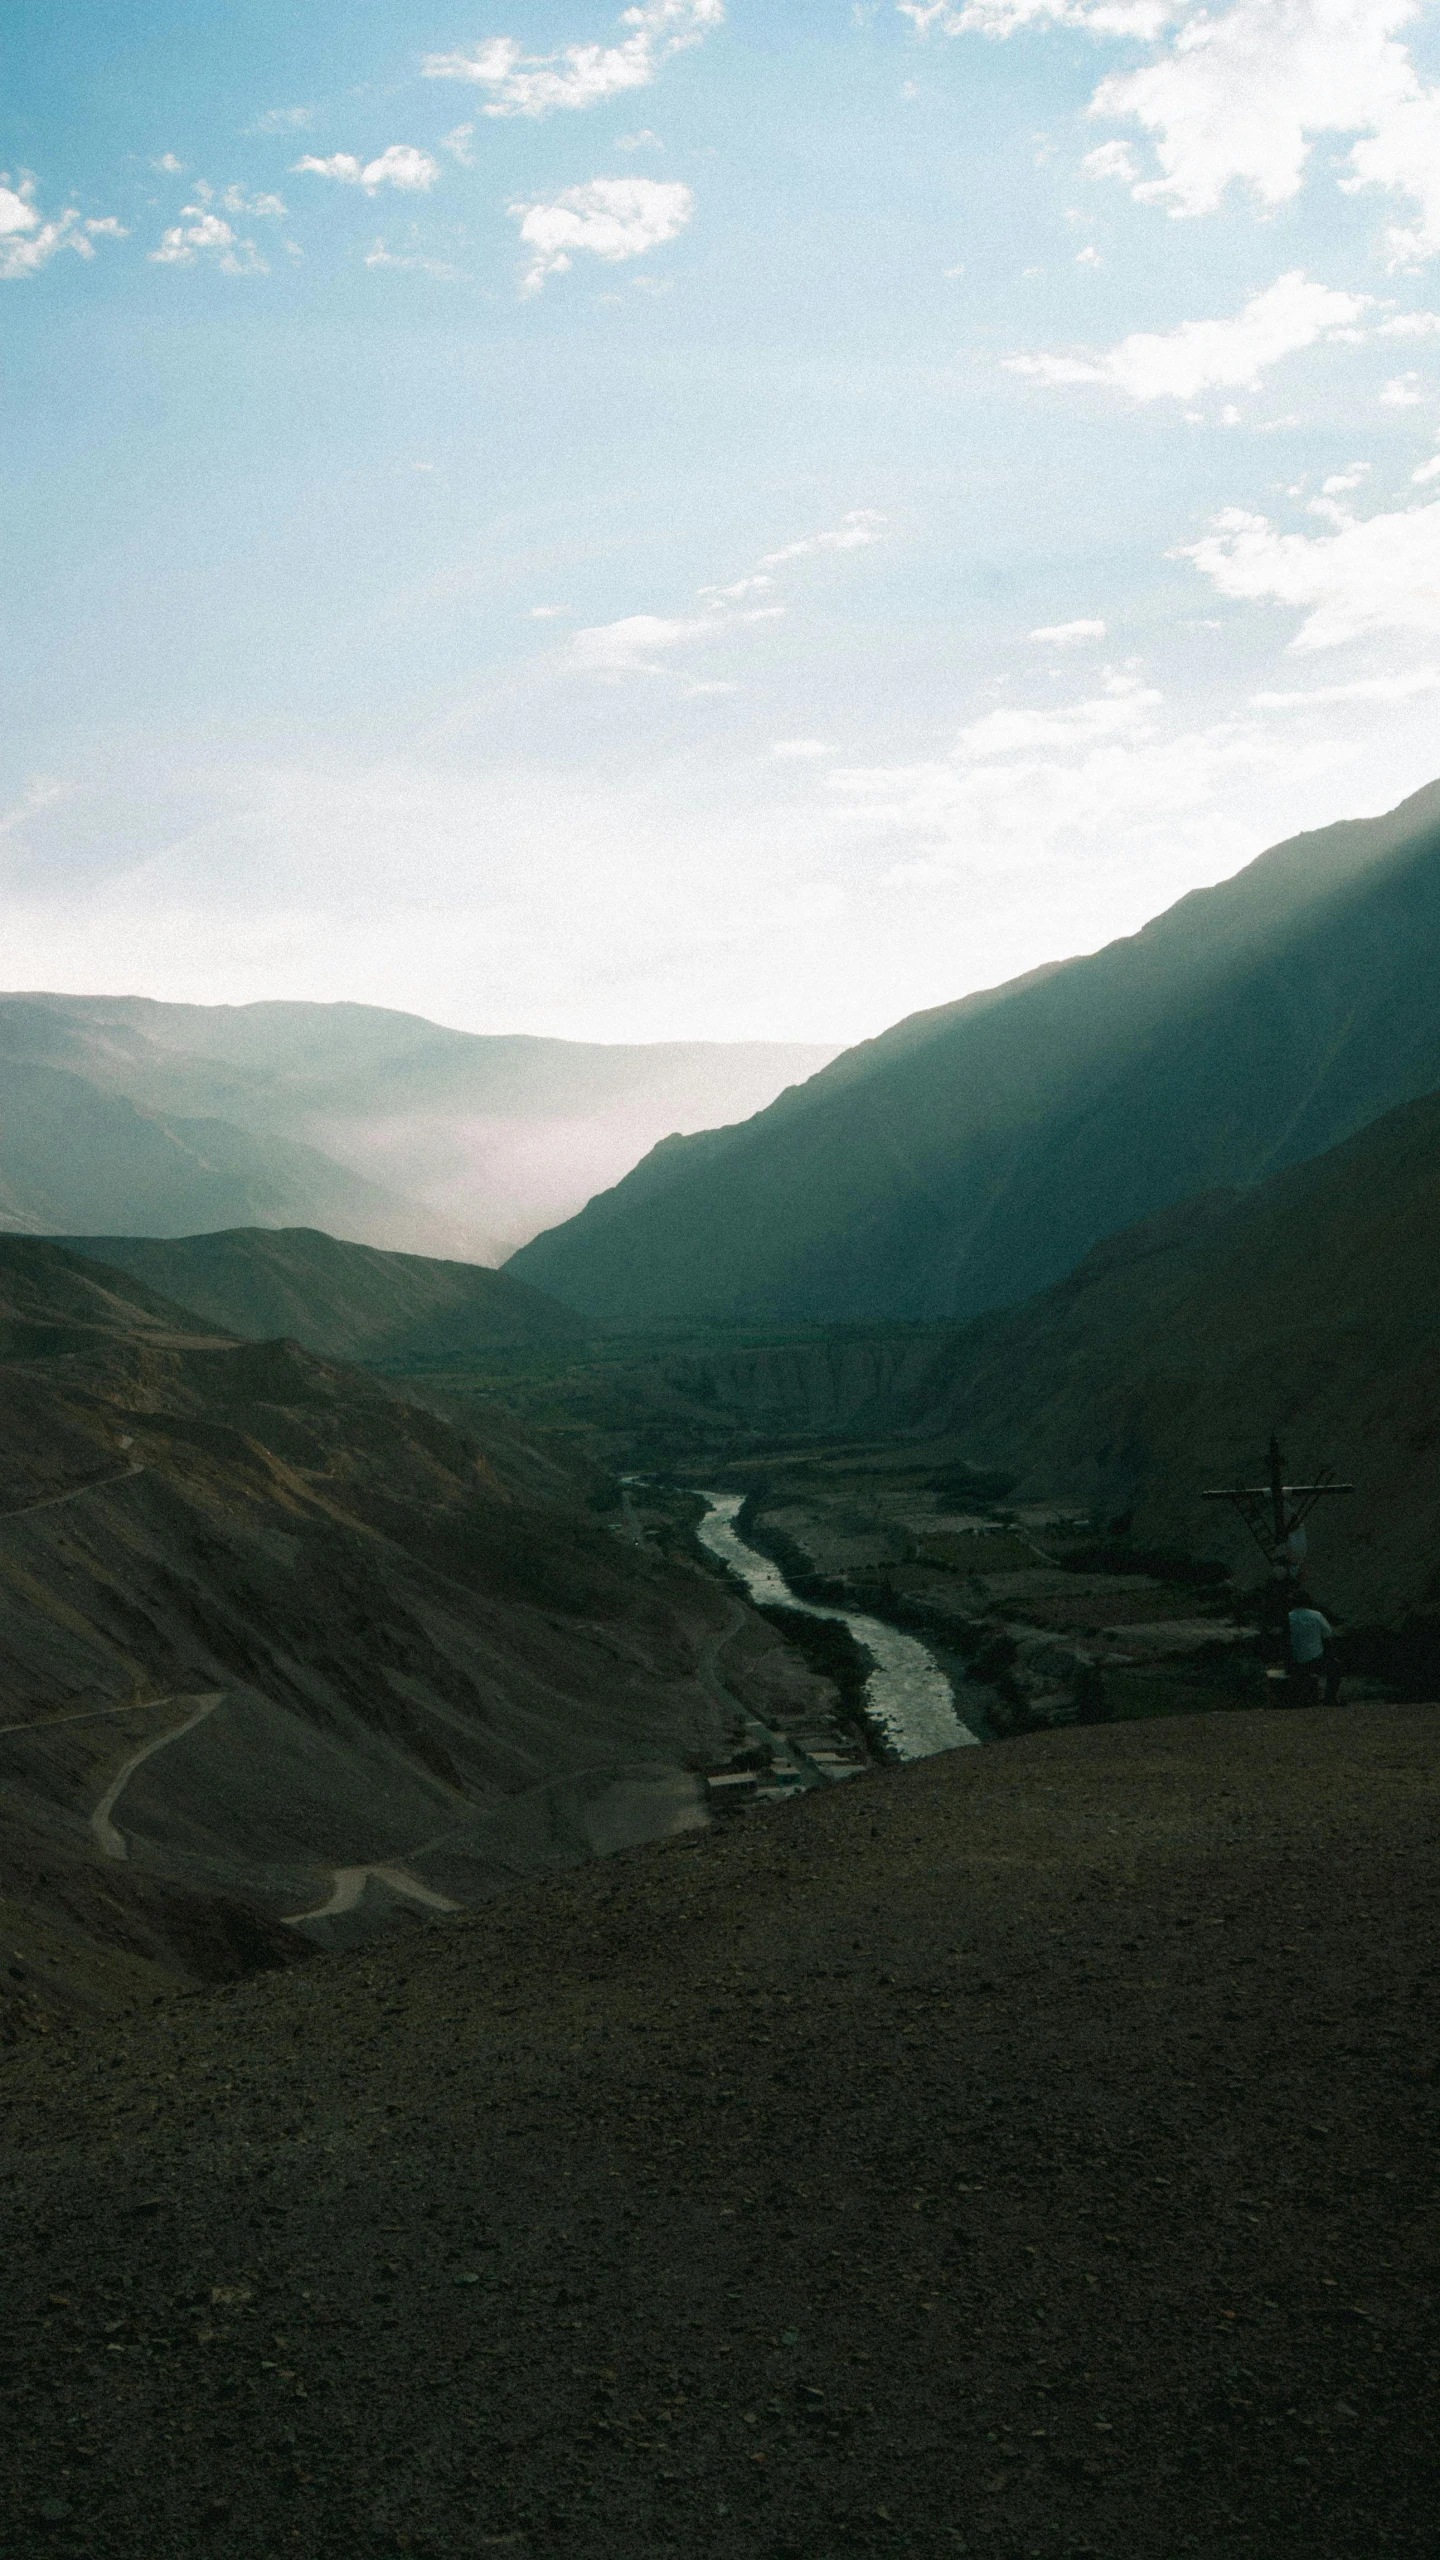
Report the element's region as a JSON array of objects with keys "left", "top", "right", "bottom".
[{"left": 1202, "top": 1433, "right": 1353, "bottom": 1578}]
